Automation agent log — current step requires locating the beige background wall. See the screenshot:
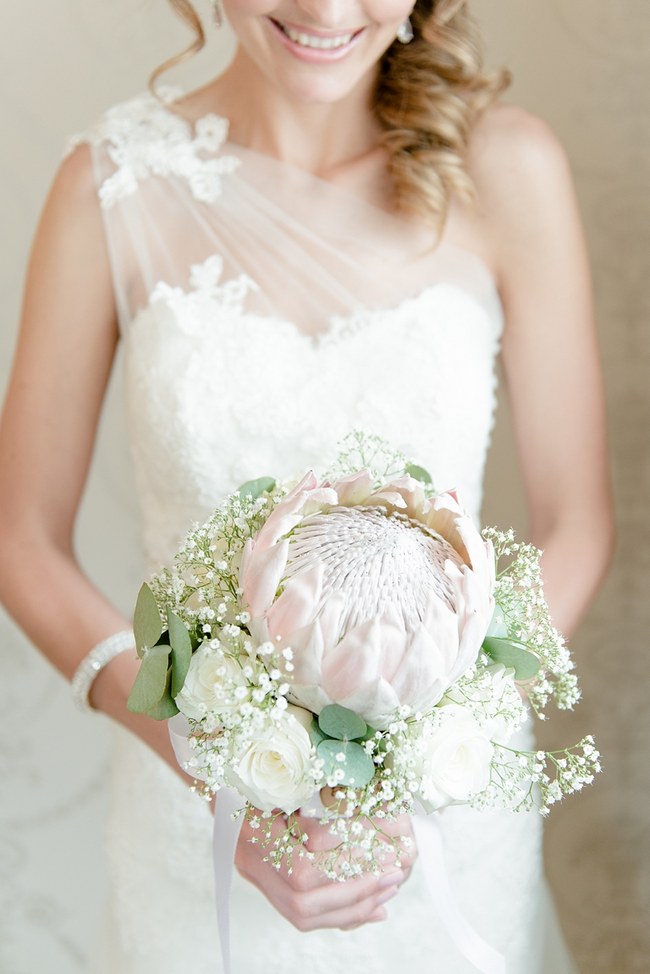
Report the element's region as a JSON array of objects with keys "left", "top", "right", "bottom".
[{"left": 0, "top": 2, "right": 647, "bottom": 972}]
